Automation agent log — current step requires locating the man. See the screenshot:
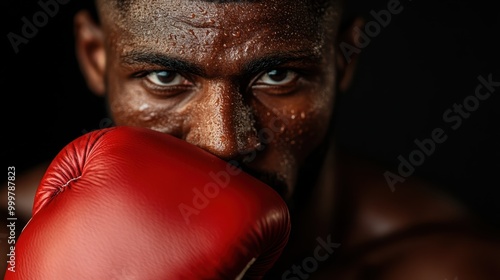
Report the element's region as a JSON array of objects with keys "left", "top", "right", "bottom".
[{"left": 3, "top": 0, "right": 500, "bottom": 279}]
